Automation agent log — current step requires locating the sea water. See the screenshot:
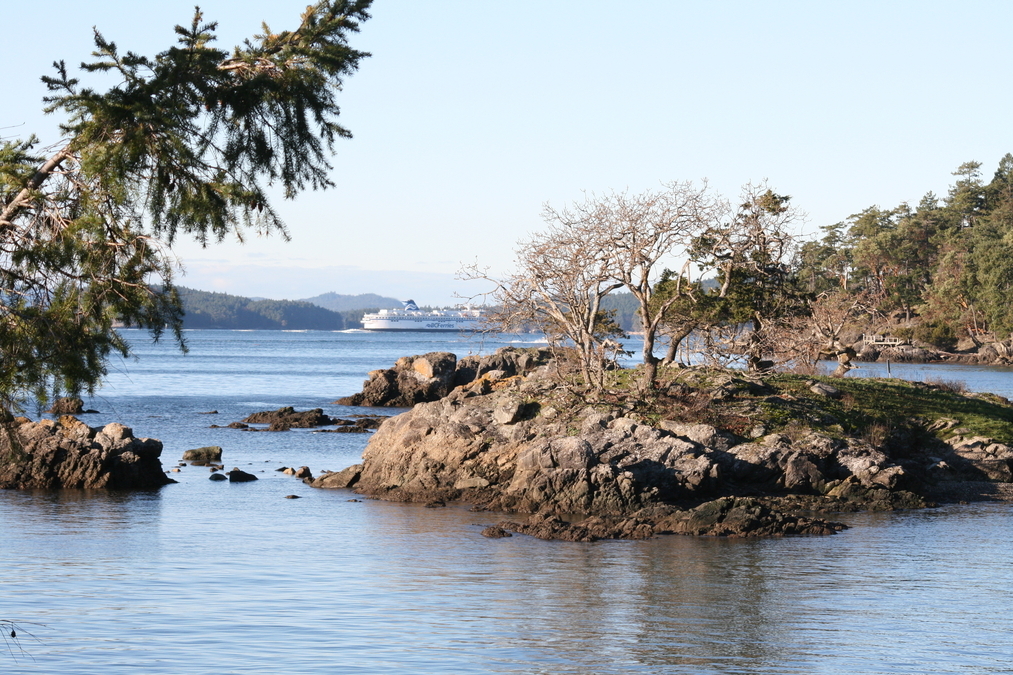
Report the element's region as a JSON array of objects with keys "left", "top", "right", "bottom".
[{"left": 2, "top": 330, "right": 1013, "bottom": 674}]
